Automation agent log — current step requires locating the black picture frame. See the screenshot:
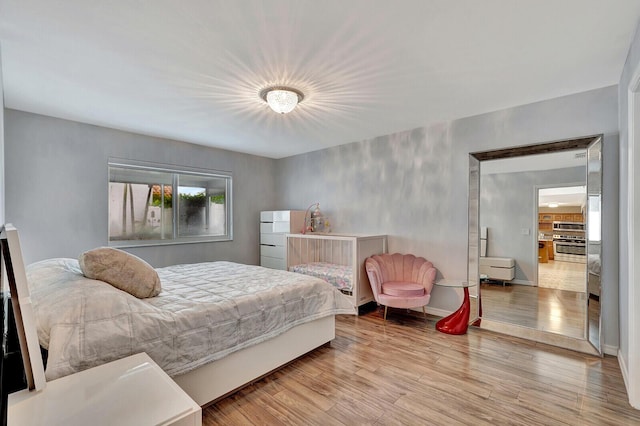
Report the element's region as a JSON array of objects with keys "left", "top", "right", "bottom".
[{"left": 0, "top": 225, "right": 46, "bottom": 394}]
